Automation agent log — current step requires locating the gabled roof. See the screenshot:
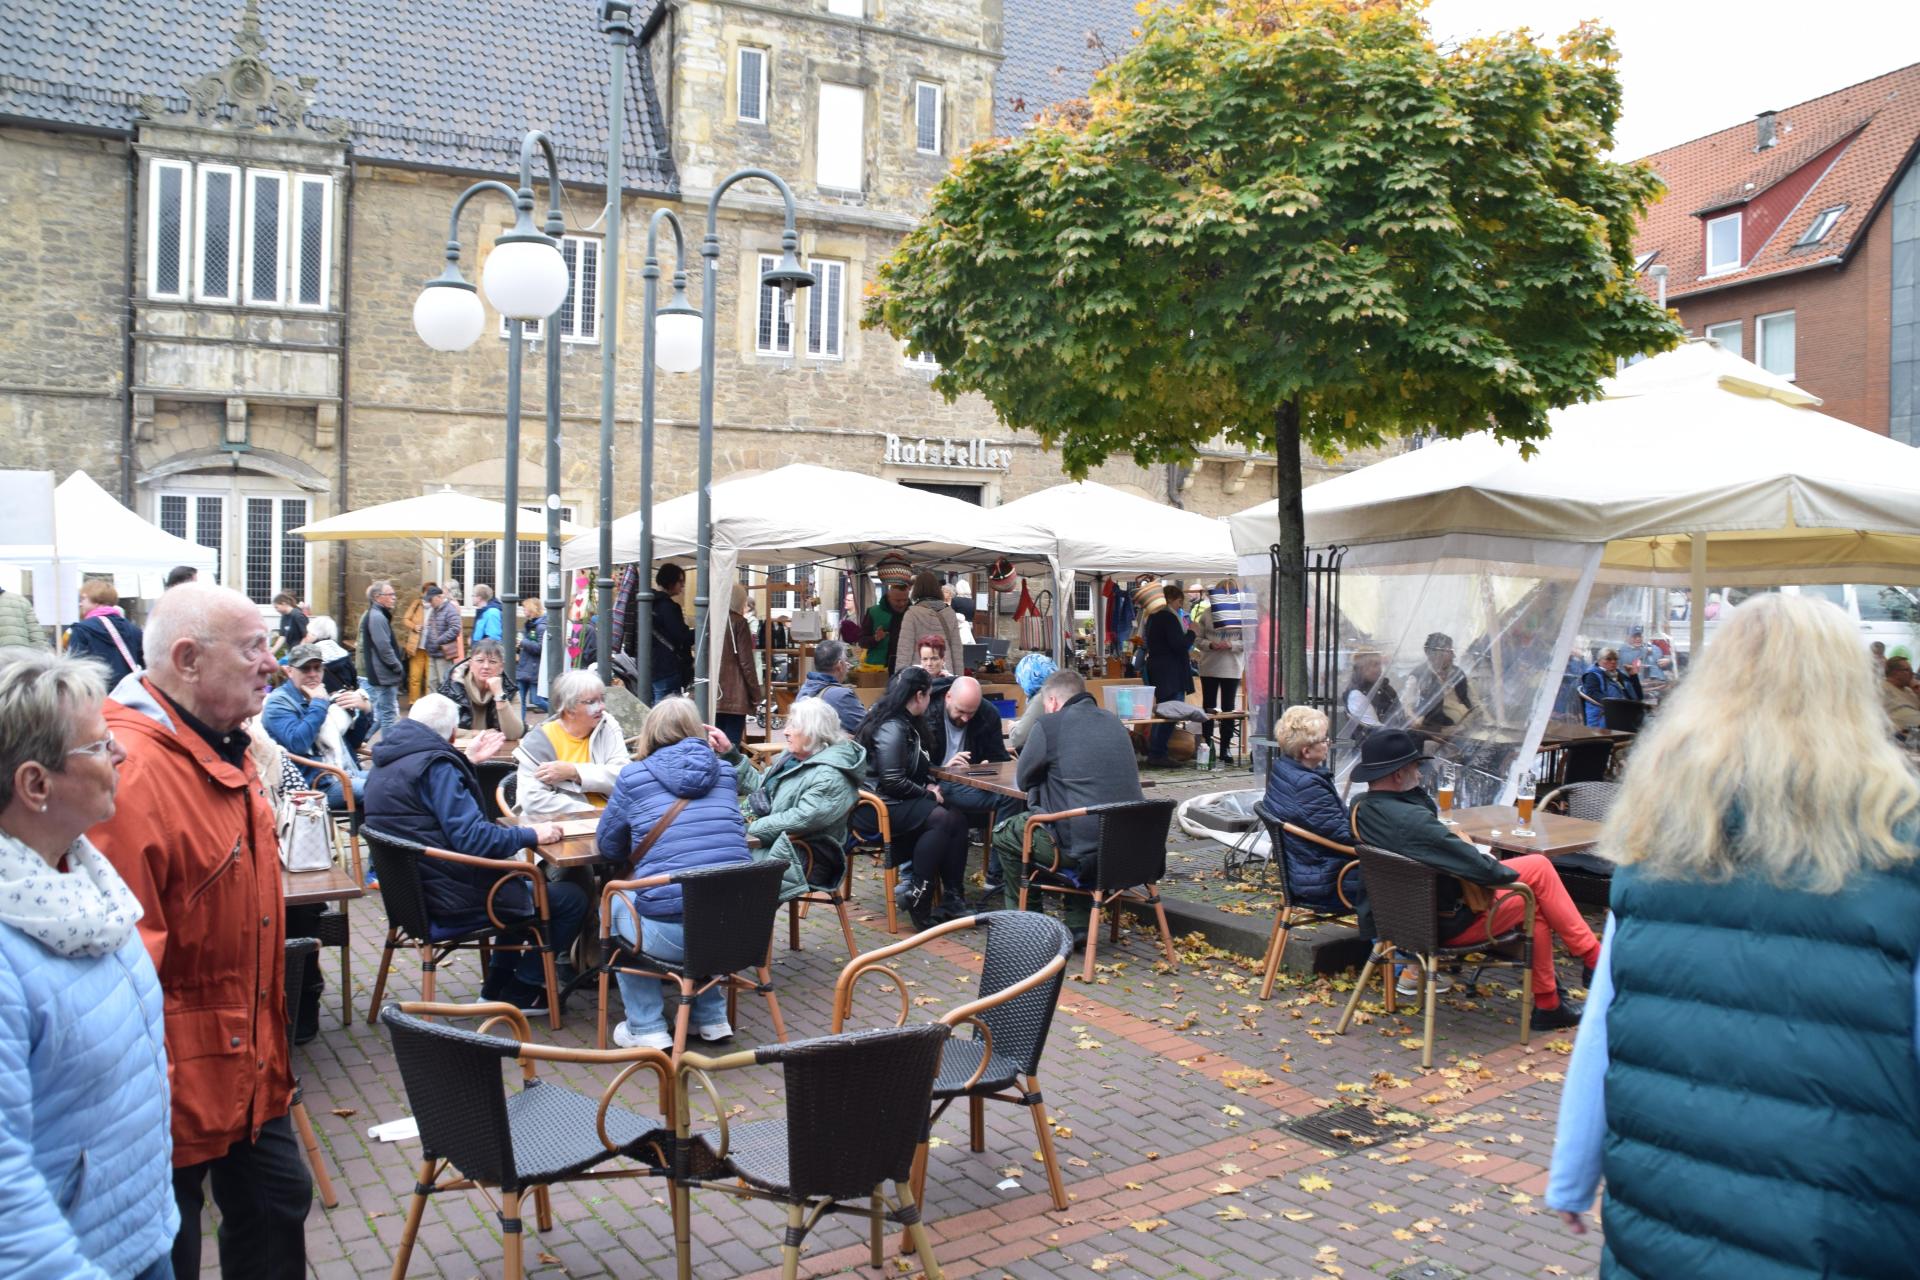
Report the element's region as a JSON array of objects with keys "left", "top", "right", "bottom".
[
  {"left": 1630, "top": 62, "right": 1920, "bottom": 299},
  {"left": 995, "top": 0, "right": 1139, "bottom": 136},
  {"left": 0, "top": 0, "right": 676, "bottom": 192}
]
